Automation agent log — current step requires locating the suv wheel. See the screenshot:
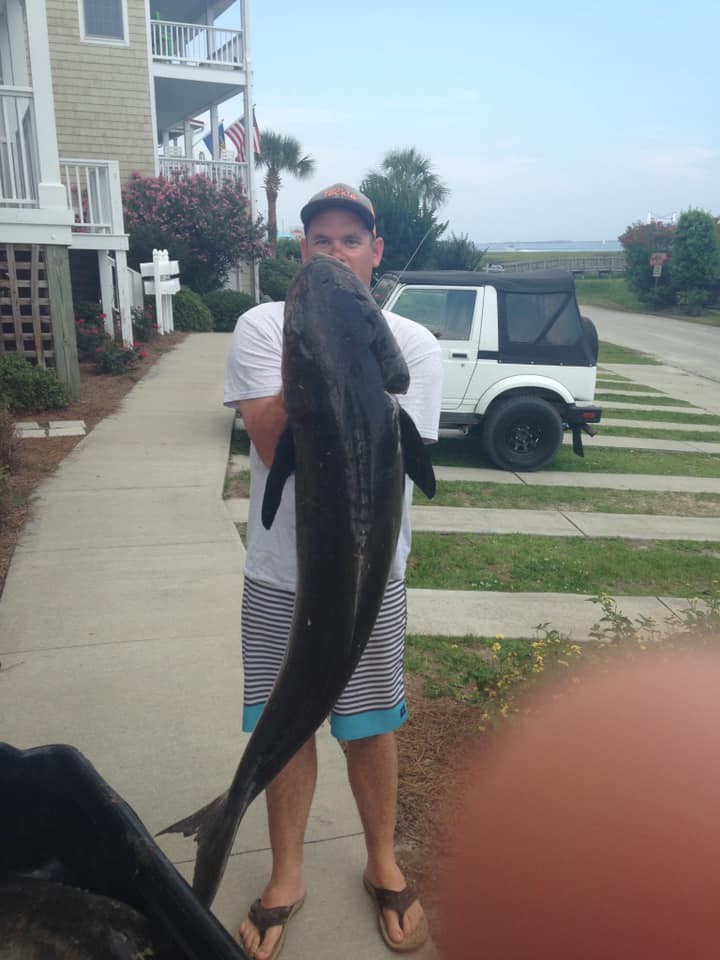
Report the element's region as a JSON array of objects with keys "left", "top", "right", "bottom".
[{"left": 482, "top": 396, "right": 564, "bottom": 471}]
